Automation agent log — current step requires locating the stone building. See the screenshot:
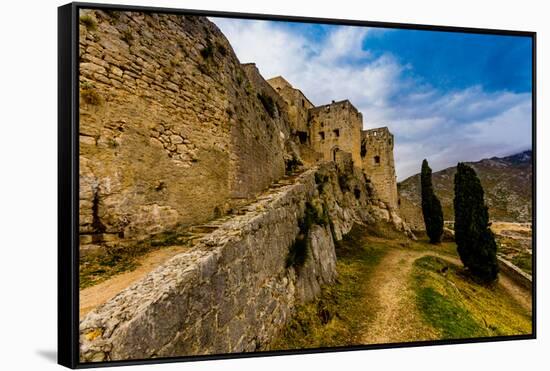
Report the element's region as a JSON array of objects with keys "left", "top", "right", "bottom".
[
  {"left": 78, "top": 12, "right": 416, "bottom": 361},
  {"left": 361, "top": 127, "right": 399, "bottom": 209},
  {"left": 267, "top": 77, "right": 398, "bottom": 210},
  {"left": 308, "top": 100, "right": 363, "bottom": 166}
]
